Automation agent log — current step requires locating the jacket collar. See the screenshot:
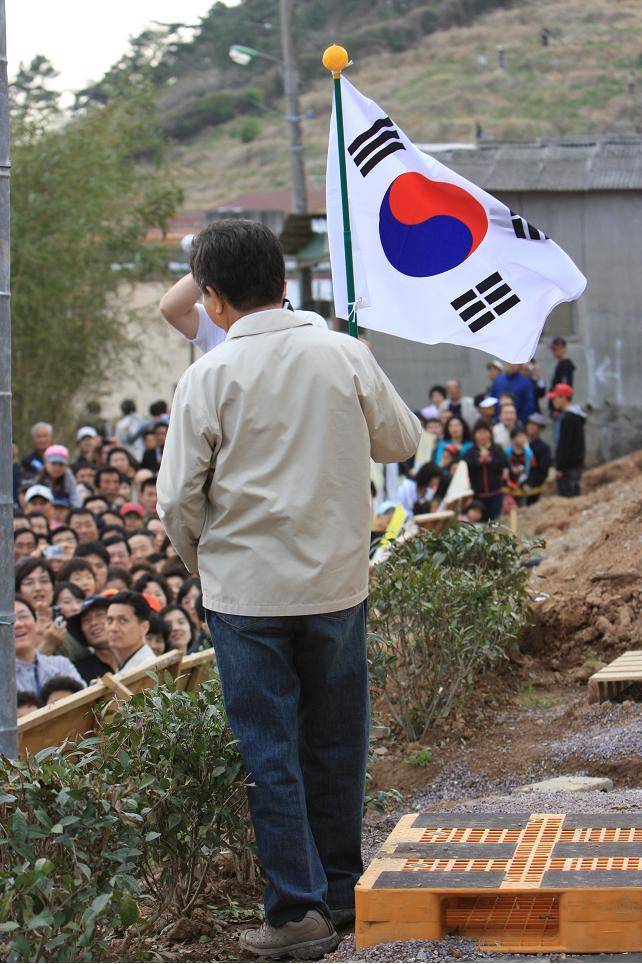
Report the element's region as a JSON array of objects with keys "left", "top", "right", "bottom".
[{"left": 226, "top": 308, "right": 313, "bottom": 340}]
